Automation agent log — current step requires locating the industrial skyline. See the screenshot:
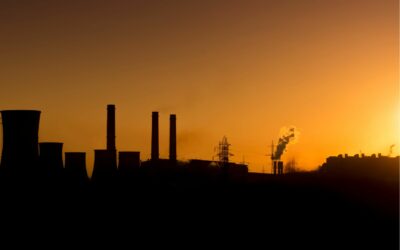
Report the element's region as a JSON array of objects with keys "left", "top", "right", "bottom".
[
  {"left": 0, "top": 1, "right": 398, "bottom": 248},
  {"left": 0, "top": 105, "right": 397, "bottom": 179},
  {"left": 0, "top": 103, "right": 398, "bottom": 177},
  {"left": 0, "top": 106, "right": 397, "bottom": 250},
  {"left": 0, "top": 105, "right": 252, "bottom": 178},
  {"left": 0, "top": 0, "right": 397, "bottom": 173}
]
